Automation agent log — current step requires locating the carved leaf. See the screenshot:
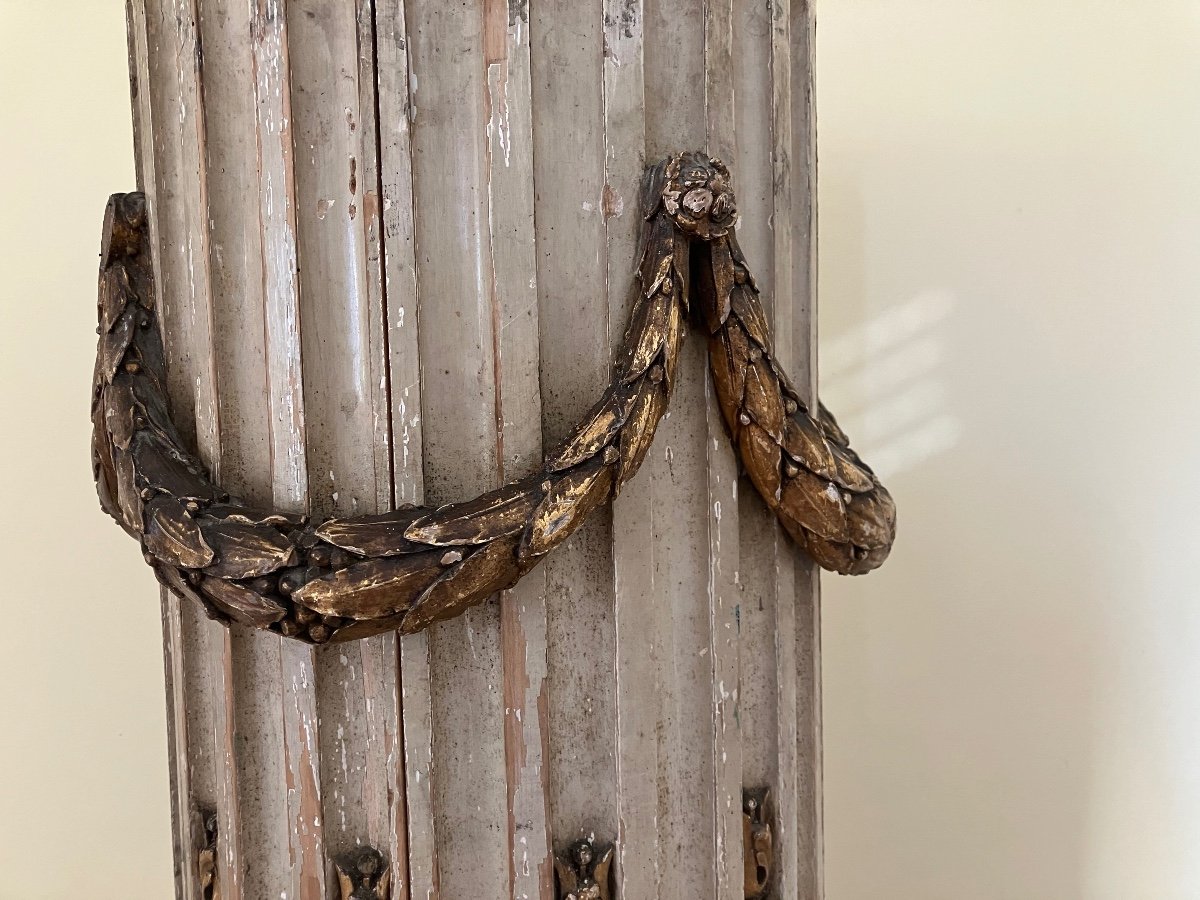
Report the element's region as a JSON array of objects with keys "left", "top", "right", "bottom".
[
  {"left": 131, "top": 432, "right": 222, "bottom": 503},
  {"left": 660, "top": 281, "right": 685, "bottom": 390},
  {"left": 327, "top": 611, "right": 408, "bottom": 644},
  {"left": 617, "top": 381, "right": 668, "bottom": 481},
  {"left": 97, "top": 306, "right": 138, "bottom": 385},
  {"left": 92, "top": 402, "right": 120, "bottom": 521},
  {"left": 847, "top": 487, "right": 897, "bottom": 551},
  {"left": 520, "top": 457, "right": 614, "bottom": 560},
  {"left": 401, "top": 536, "right": 521, "bottom": 634},
  {"left": 705, "top": 236, "right": 736, "bottom": 333},
  {"left": 112, "top": 444, "right": 142, "bottom": 535},
  {"left": 97, "top": 265, "right": 133, "bottom": 334},
  {"left": 144, "top": 495, "right": 215, "bottom": 569},
  {"left": 127, "top": 370, "right": 184, "bottom": 446},
  {"left": 708, "top": 329, "right": 748, "bottom": 438},
  {"left": 672, "top": 231, "right": 691, "bottom": 313},
  {"left": 796, "top": 529, "right": 857, "bottom": 575},
  {"left": 547, "top": 391, "right": 629, "bottom": 473},
  {"left": 620, "top": 290, "right": 673, "bottom": 384},
  {"left": 315, "top": 508, "right": 426, "bottom": 557},
  {"left": 779, "top": 469, "right": 850, "bottom": 544},
  {"left": 153, "top": 563, "right": 210, "bottom": 613},
  {"left": 728, "top": 233, "right": 760, "bottom": 292},
  {"left": 817, "top": 400, "right": 850, "bottom": 446},
  {"left": 743, "top": 359, "right": 785, "bottom": 442},
  {"left": 405, "top": 481, "right": 540, "bottom": 547},
  {"left": 731, "top": 284, "right": 771, "bottom": 352},
  {"left": 293, "top": 552, "right": 445, "bottom": 619},
  {"left": 739, "top": 422, "right": 782, "bottom": 504},
  {"left": 199, "top": 577, "right": 286, "bottom": 627},
  {"left": 782, "top": 415, "right": 838, "bottom": 483},
  {"left": 200, "top": 518, "right": 297, "bottom": 580},
  {"left": 204, "top": 503, "right": 306, "bottom": 529},
  {"left": 830, "top": 450, "right": 876, "bottom": 494},
  {"left": 104, "top": 379, "right": 138, "bottom": 451}
]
